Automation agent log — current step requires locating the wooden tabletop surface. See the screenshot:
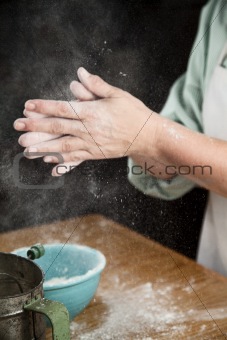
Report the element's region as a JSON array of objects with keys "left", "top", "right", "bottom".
[{"left": 1, "top": 214, "right": 227, "bottom": 339}]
